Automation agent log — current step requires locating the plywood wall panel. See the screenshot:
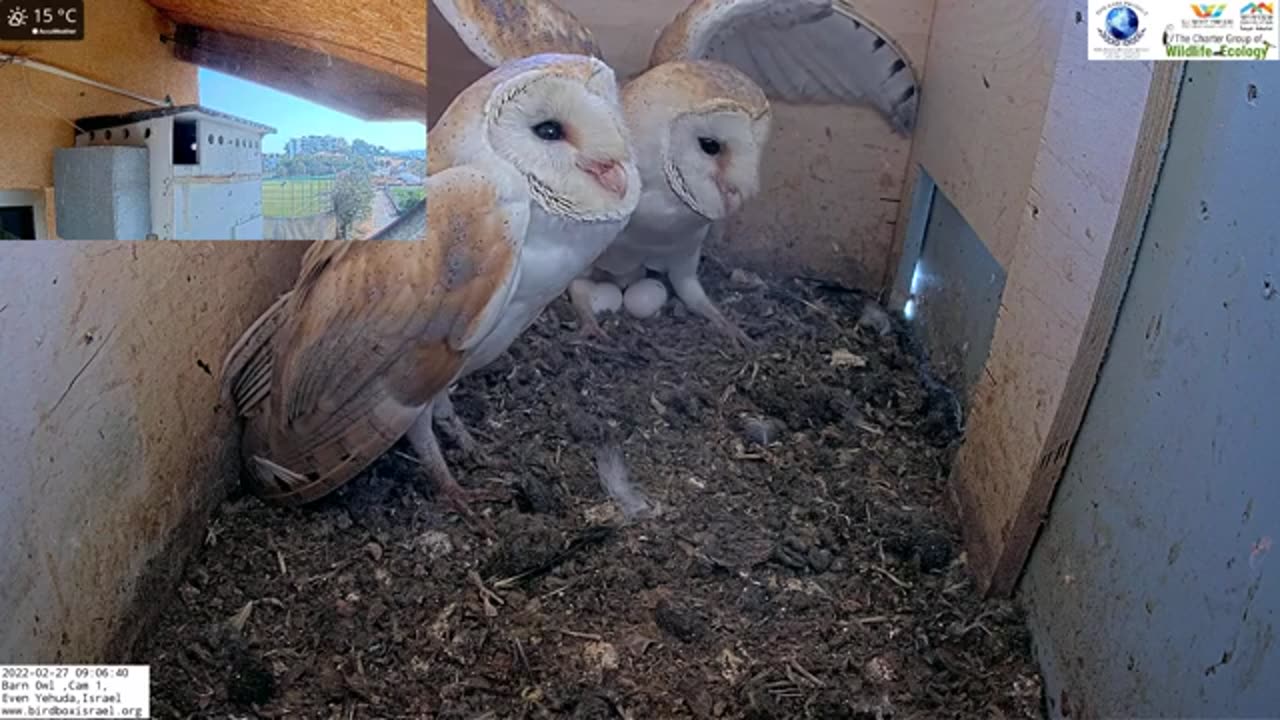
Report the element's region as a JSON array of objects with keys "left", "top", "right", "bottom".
[
  {"left": 906, "top": 0, "right": 1066, "bottom": 270},
  {"left": 0, "top": 241, "right": 308, "bottom": 662},
  {"left": 950, "top": 9, "right": 1183, "bottom": 595}
]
